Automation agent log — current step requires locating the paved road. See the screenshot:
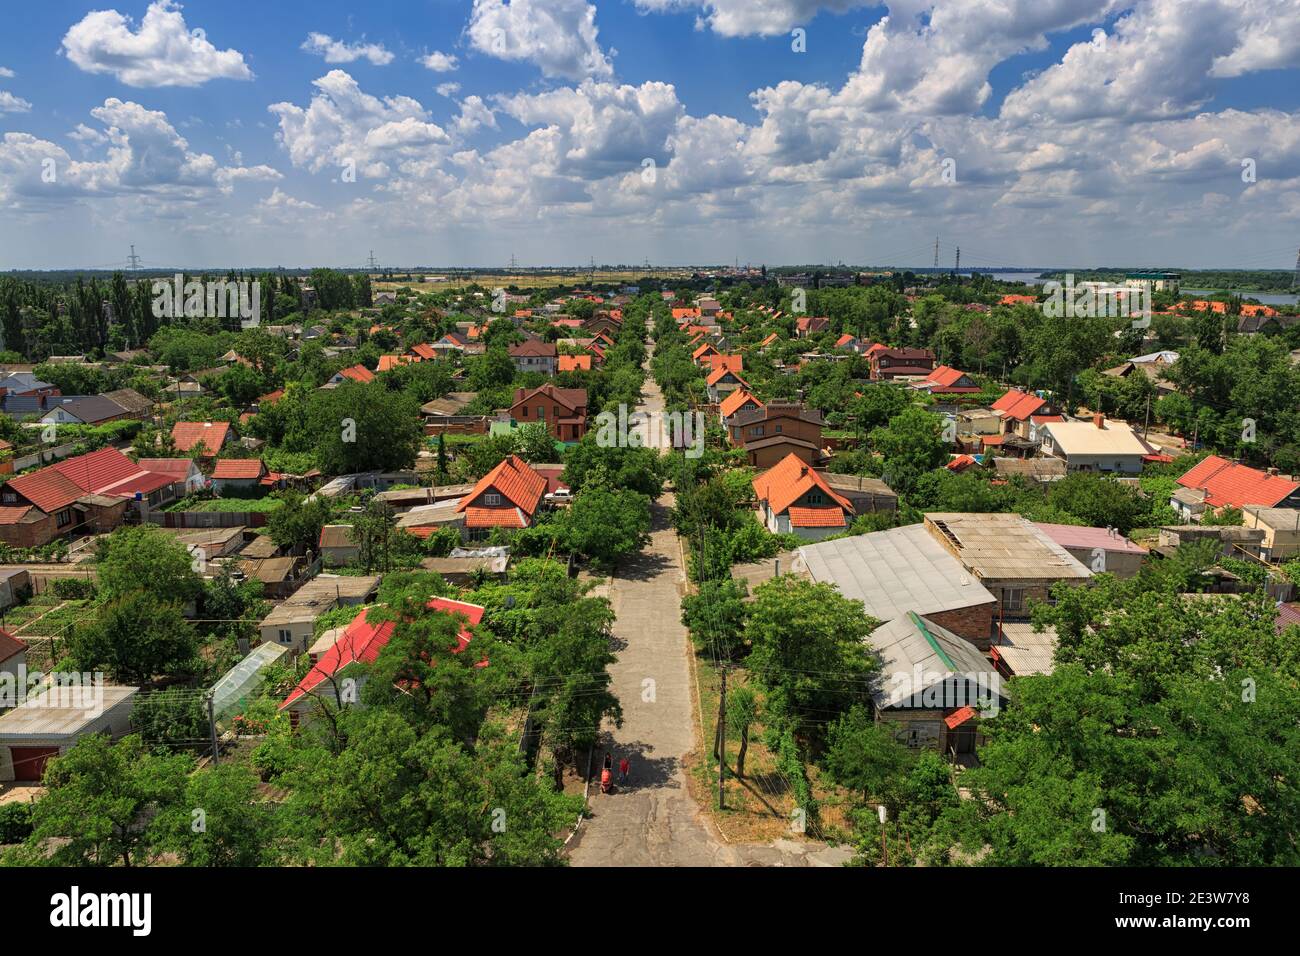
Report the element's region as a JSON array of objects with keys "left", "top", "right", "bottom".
[{"left": 567, "top": 329, "right": 852, "bottom": 868}]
